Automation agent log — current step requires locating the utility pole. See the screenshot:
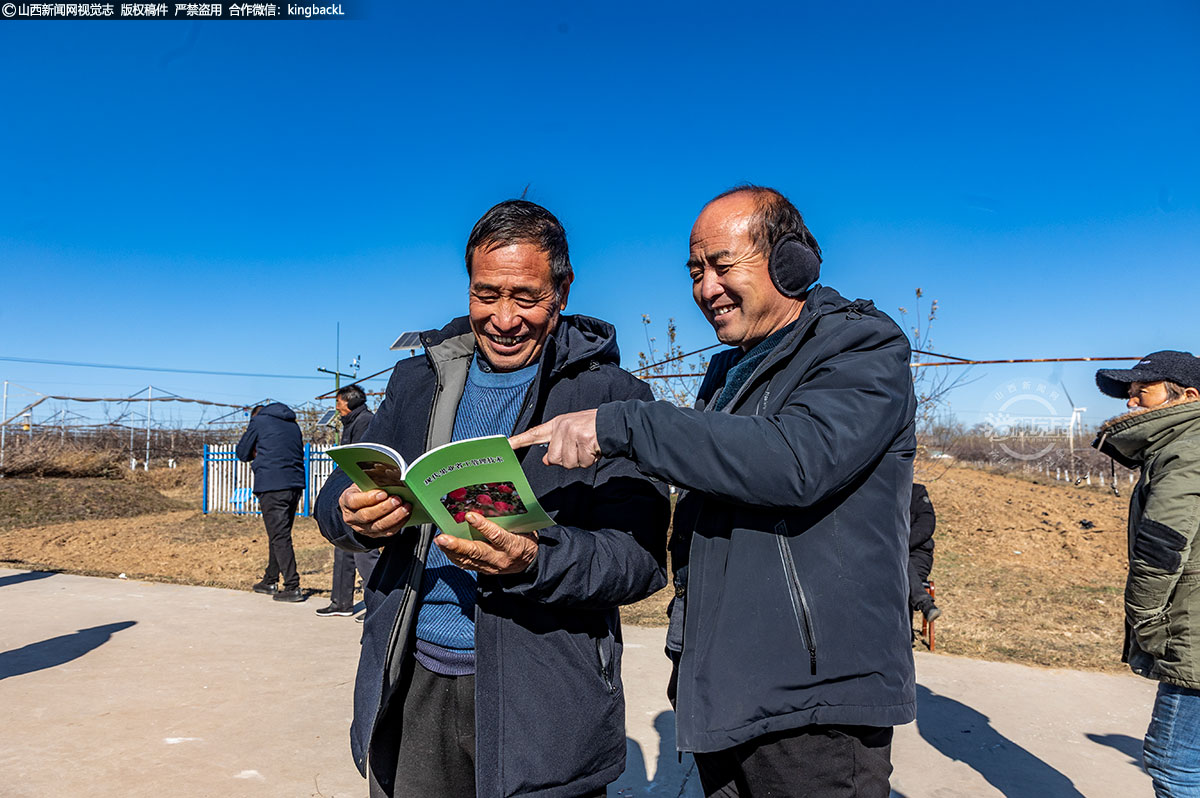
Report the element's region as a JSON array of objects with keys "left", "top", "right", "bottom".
[
  {"left": 1, "top": 380, "right": 7, "bottom": 473},
  {"left": 145, "top": 385, "right": 152, "bottom": 471},
  {"left": 317, "top": 323, "right": 358, "bottom": 393}
]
